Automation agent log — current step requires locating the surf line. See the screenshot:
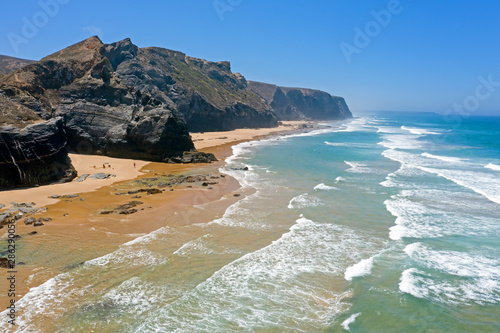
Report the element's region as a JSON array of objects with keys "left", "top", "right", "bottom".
[{"left": 5, "top": 219, "right": 17, "bottom": 326}]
